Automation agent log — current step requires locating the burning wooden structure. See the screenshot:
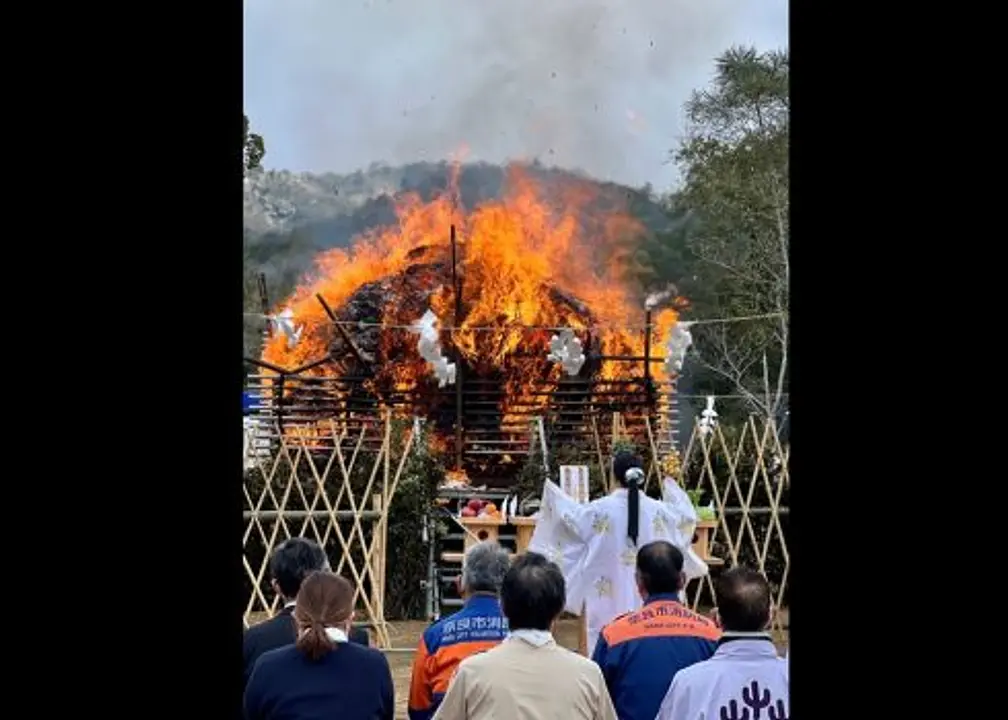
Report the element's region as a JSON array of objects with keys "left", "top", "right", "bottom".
[
  {"left": 245, "top": 227, "right": 681, "bottom": 485},
  {"left": 246, "top": 171, "right": 688, "bottom": 483}
]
